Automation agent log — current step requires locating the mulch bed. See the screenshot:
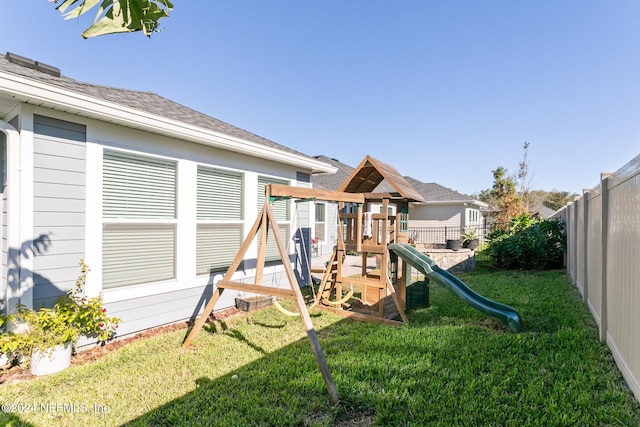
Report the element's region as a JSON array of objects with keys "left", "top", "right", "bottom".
[{"left": 0, "top": 307, "right": 244, "bottom": 385}]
